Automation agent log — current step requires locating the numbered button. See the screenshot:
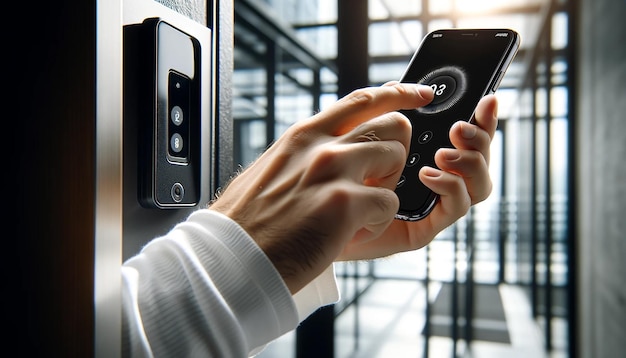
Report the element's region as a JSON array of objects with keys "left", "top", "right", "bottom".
[
  {"left": 428, "top": 75, "right": 457, "bottom": 105},
  {"left": 418, "top": 131, "right": 433, "bottom": 144},
  {"left": 170, "top": 133, "right": 184, "bottom": 153},
  {"left": 415, "top": 66, "right": 467, "bottom": 114},
  {"left": 171, "top": 106, "right": 183, "bottom": 126}
]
